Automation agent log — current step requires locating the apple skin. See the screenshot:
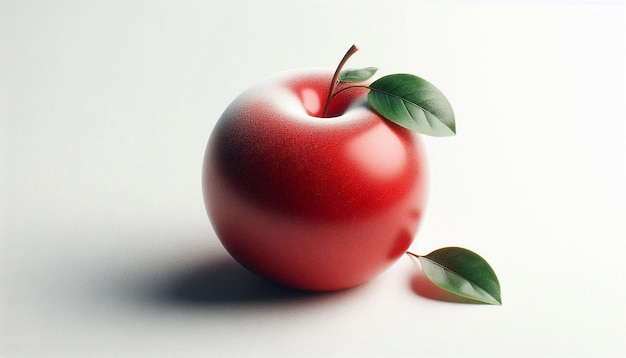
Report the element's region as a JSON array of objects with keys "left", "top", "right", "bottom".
[{"left": 202, "top": 68, "right": 428, "bottom": 291}]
